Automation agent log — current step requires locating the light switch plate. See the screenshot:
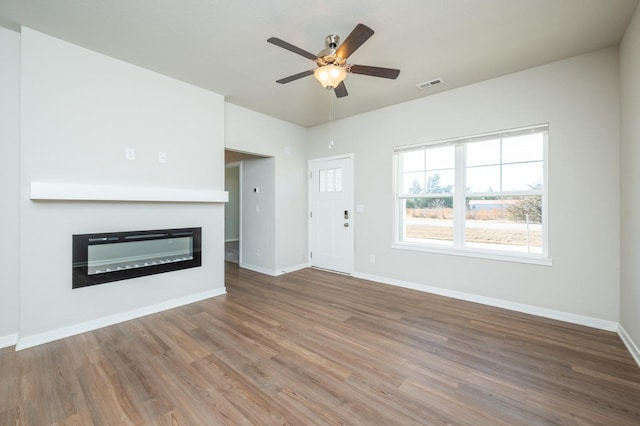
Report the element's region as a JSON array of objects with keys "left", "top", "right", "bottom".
[{"left": 125, "top": 147, "right": 135, "bottom": 160}]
